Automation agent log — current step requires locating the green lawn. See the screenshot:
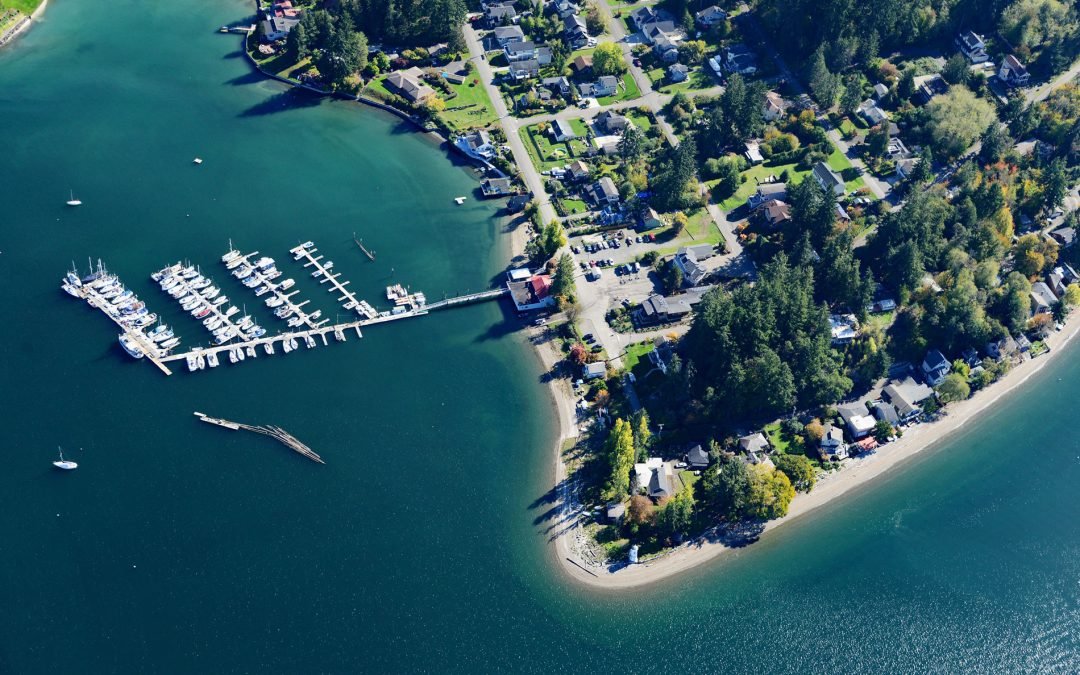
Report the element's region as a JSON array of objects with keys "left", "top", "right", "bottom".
[
  {"left": 365, "top": 75, "right": 397, "bottom": 101},
  {"left": 678, "top": 469, "right": 699, "bottom": 493},
  {"left": 569, "top": 118, "right": 590, "bottom": 137},
  {"left": 519, "top": 125, "right": 579, "bottom": 172},
  {"left": 0, "top": 0, "right": 38, "bottom": 14},
  {"left": 838, "top": 117, "right": 858, "bottom": 137},
  {"left": 623, "top": 341, "right": 655, "bottom": 371},
  {"left": 439, "top": 77, "right": 498, "bottom": 130},
  {"left": 763, "top": 422, "right": 794, "bottom": 454},
  {"left": 655, "top": 69, "right": 715, "bottom": 94},
  {"left": 597, "top": 73, "right": 641, "bottom": 105},
  {"left": 713, "top": 162, "right": 811, "bottom": 211},
  {"left": 625, "top": 109, "right": 653, "bottom": 131},
  {"left": 654, "top": 208, "right": 726, "bottom": 256},
  {"left": 827, "top": 145, "right": 867, "bottom": 191},
  {"left": 561, "top": 198, "right": 589, "bottom": 215}
]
